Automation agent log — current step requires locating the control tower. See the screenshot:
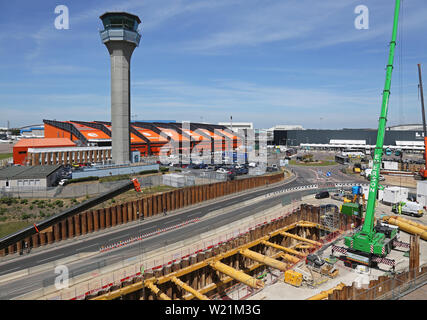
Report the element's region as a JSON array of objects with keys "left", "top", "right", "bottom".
[{"left": 99, "top": 12, "right": 141, "bottom": 164}]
